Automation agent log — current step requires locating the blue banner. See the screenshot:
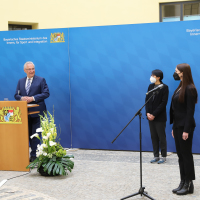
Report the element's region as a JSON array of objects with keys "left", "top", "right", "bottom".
[
  {"left": 0, "top": 20, "right": 200, "bottom": 153},
  {"left": 0, "top": 29, "right": 71, "bottom": 148},
  {"left": 69, "top": 21, "right": 200, "bottom": 153}
]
